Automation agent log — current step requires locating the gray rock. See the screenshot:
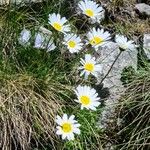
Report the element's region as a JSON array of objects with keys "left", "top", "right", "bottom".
[
  {"left": 97, "top": 42, "right": 138, "bottom": 128},
  {"left": 143, "top": 34, "right": 150, "bottom": 59},
  {"left": 135, "top": 3, "right": 150, "bottom": 16}
]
